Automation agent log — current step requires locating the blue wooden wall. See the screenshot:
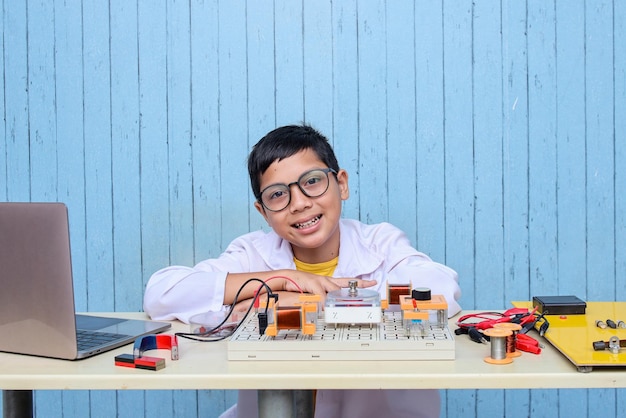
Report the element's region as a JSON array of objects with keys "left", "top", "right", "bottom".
[{"left": 2, "top": 0, "right": 625, "bottom": 417}]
